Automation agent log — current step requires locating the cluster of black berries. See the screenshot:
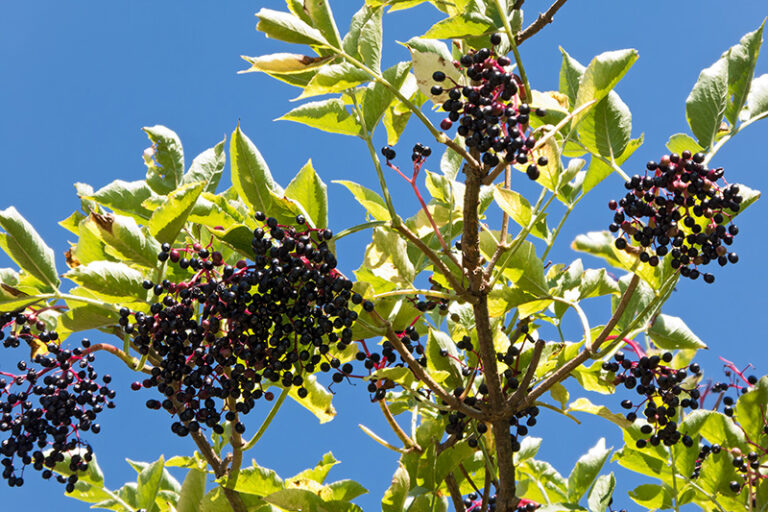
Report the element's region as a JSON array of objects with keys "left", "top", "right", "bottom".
[
  {"left": 602, "top": 350, "right": 700, "bottom": 449},
  {"left": 430, "top": 37, "right": 548, "bottom": 178},
  {"left": 608, "top": 151, "right": 742, "bottom": 283},
  {"left": 464, "top": 493, "right": 539, "bottom": 511},
  {"left": 1, "top": 310, "right": 60, "bottom": 349},
  {"left": 0, "top": 337, "right": 113, "bottom": 491},
  {"left": 127, "top": 214, "right": 360, "bottom": 436}
]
